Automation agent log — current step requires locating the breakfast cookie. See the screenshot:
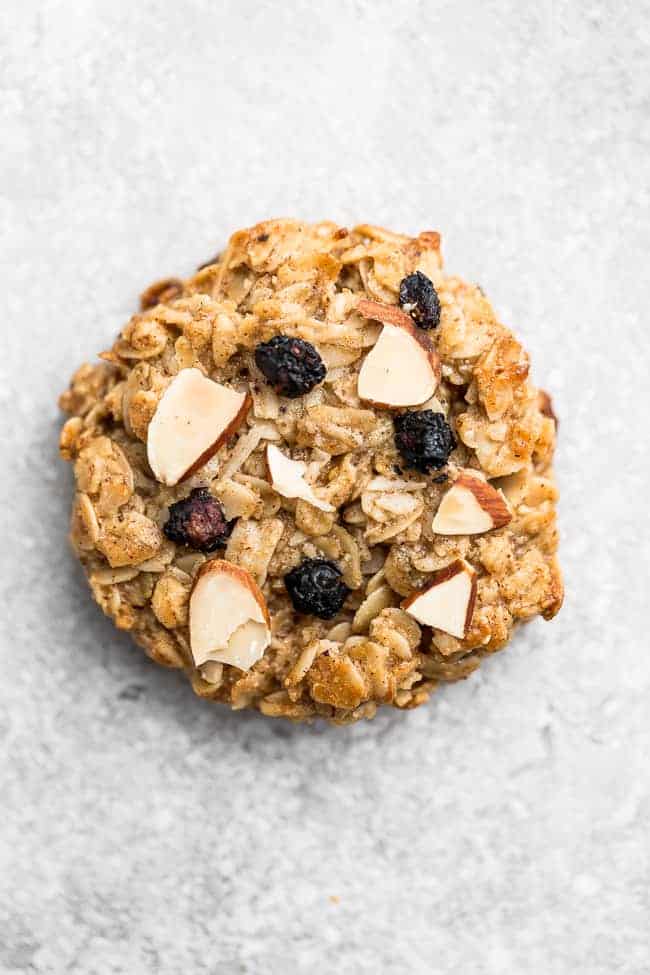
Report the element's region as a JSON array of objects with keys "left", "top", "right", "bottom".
[{"left": 59, "top": 220, "right": 563, "bottom": 724}]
